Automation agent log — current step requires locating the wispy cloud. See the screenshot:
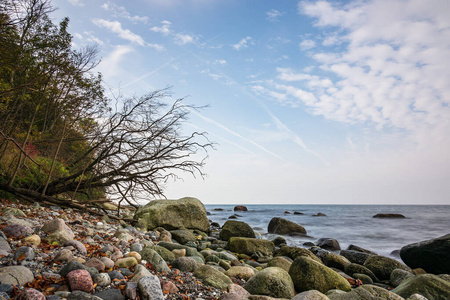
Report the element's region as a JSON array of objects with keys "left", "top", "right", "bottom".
[
  {"left": 101, "top": 2, "right": 148, "bottom": 23},
  {"left": 266, "top": 9, "right": 284, "bottom": 22},
  {"left": 299, "top": 39, "right": 316, "bottom": 50},
  {"left": 232, "top": 36, "right": 253, "bottom": 51},
  {"left": 150, "top": 20, "right": 172, "bottom": 35},
  {"left": 150, "top": 20, "right": 198, "bottom": 46},
  {"left": 68, "top": 0, "right": 84, "bottom": 7}
]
